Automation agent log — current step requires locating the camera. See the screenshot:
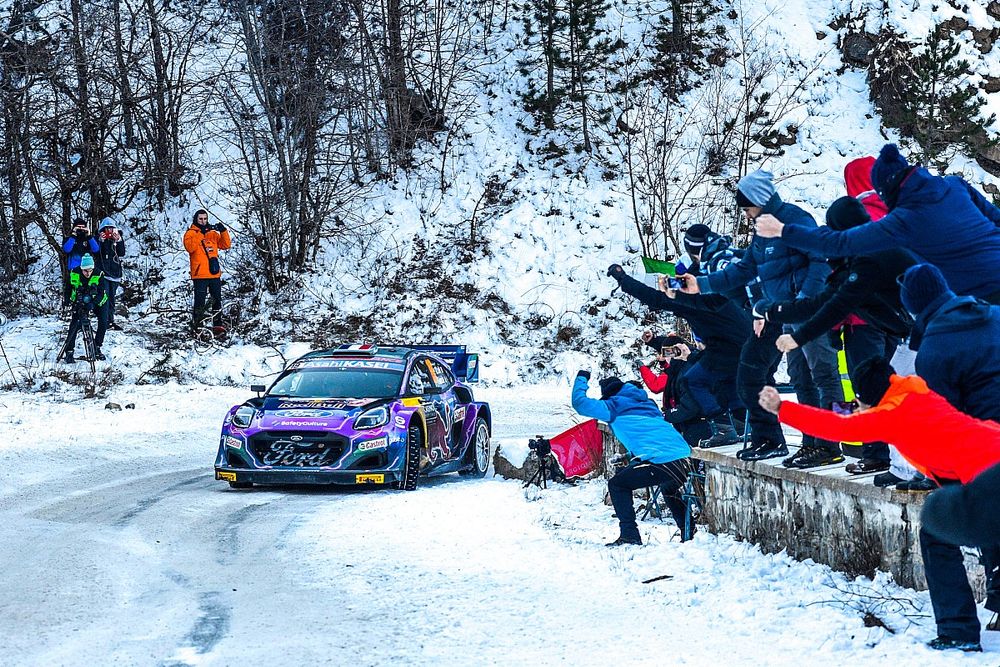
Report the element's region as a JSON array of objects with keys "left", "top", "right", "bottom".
[{"left": 528, "top": 435, "right": 551, "bottom": 457}]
